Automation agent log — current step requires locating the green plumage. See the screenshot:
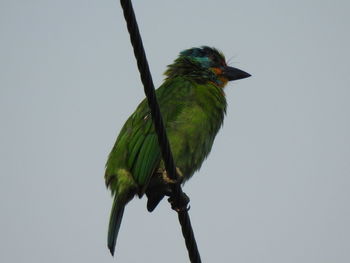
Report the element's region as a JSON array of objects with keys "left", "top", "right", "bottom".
[{"left": 105, "top": 46, "right": 250, "bottom": 256}]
